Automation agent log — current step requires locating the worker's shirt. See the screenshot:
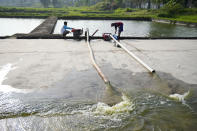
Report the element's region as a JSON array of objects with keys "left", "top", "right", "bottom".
[
  {"left": 61, "top": 25, "right": 72, "bottom": 34},
  {"left": 113, "top": 22, "right": 123, "bottom": 32}
]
